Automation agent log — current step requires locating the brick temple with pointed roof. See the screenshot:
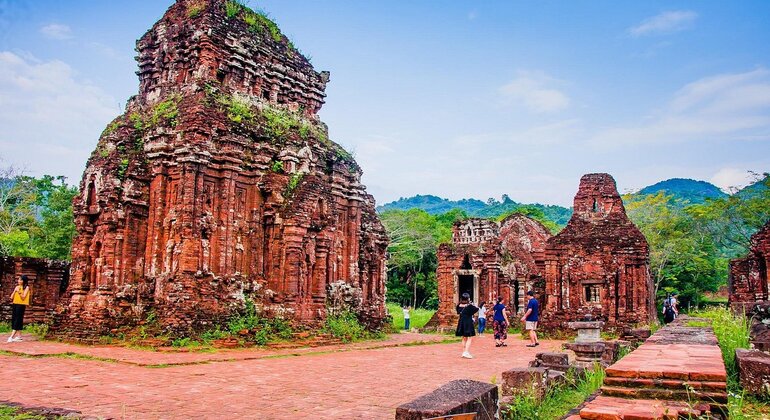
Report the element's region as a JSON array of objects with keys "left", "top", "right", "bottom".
[{"left": 50, "top": 0, "right": 387, "bottom": 340}]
